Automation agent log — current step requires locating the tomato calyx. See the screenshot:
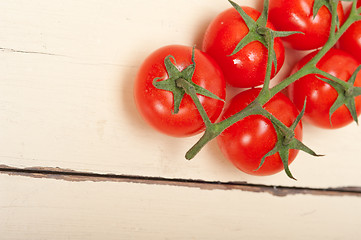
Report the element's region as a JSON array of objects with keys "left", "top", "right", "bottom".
[
  {"left": 313, "top": 0, "right": 345, "bottom": 29},
  {"left": 228, "top": 0, "right": 301, "bottom": 70},
  {"left": 316, "top": 65, "right": 361, "bottom": 125},
  {"left": 153, "top": 47, "right": 224, "bottom": 115},
  {"left": 255, "top": 100, "right": 322, "bottom": 179},
  {"left": 313, "top": 0, "right": 332, "bottom": 18}
]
